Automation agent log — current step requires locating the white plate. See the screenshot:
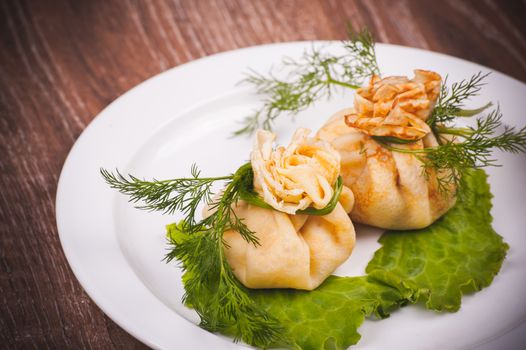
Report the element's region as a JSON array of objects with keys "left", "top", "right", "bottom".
[{"left": 56, "top": 42, "right": 526, "bottom": 350}]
